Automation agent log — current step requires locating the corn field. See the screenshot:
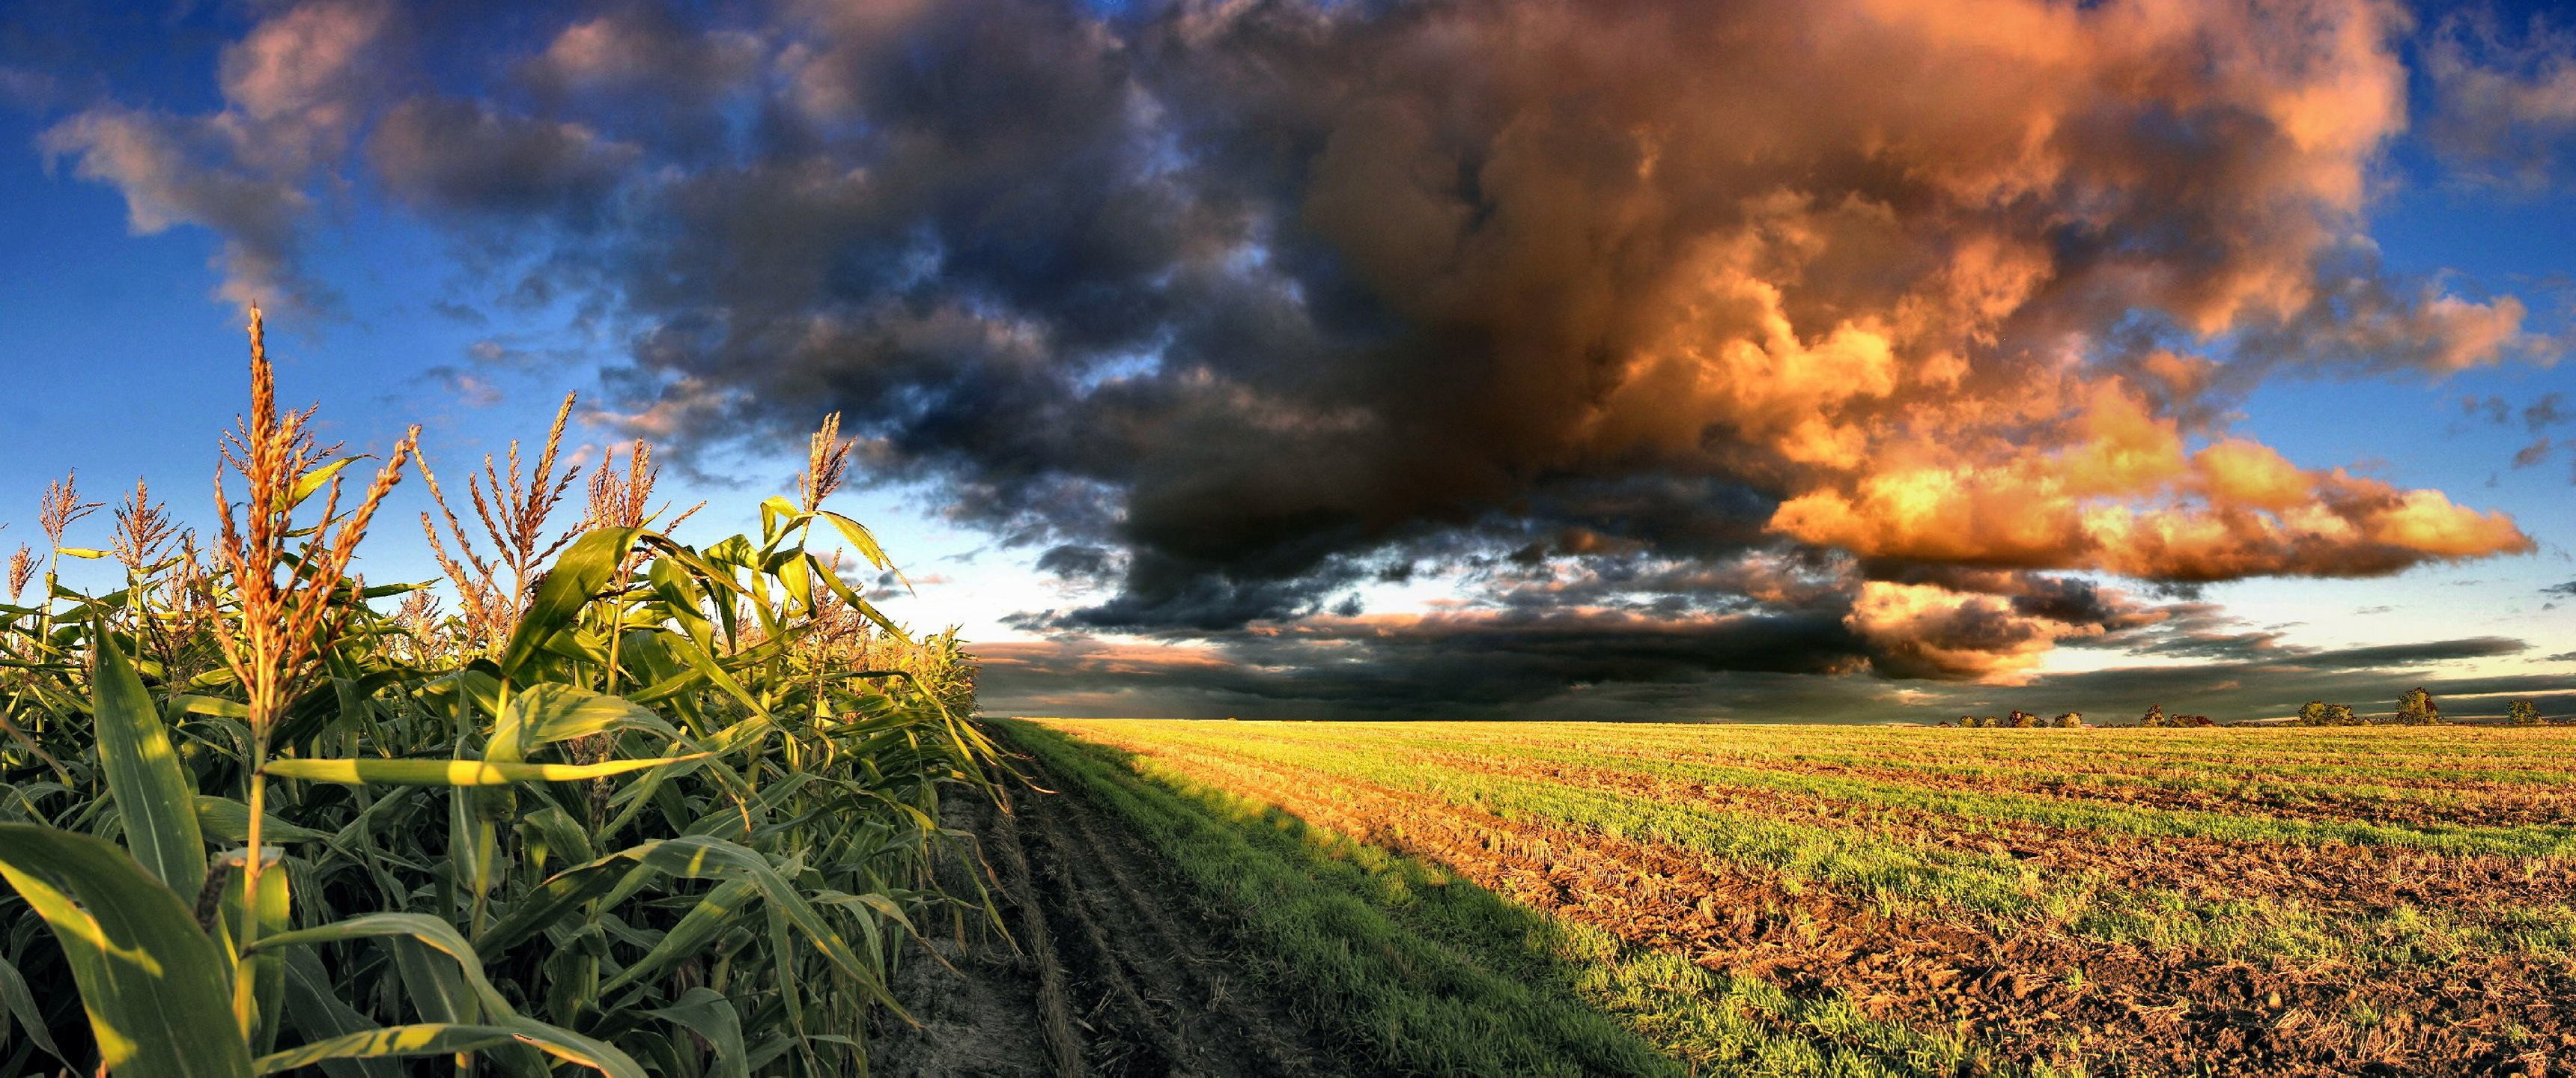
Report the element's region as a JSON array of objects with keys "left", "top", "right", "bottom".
[{"left": 0, "top": 311, "right": 992, "bottom": 1077}]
